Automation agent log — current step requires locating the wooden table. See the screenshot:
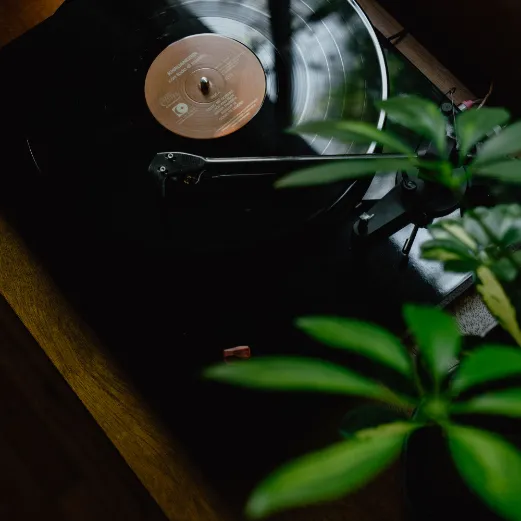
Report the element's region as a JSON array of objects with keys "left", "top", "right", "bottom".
[{"left": 0, "top": 2, "right": 474, "bottom": 520}]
